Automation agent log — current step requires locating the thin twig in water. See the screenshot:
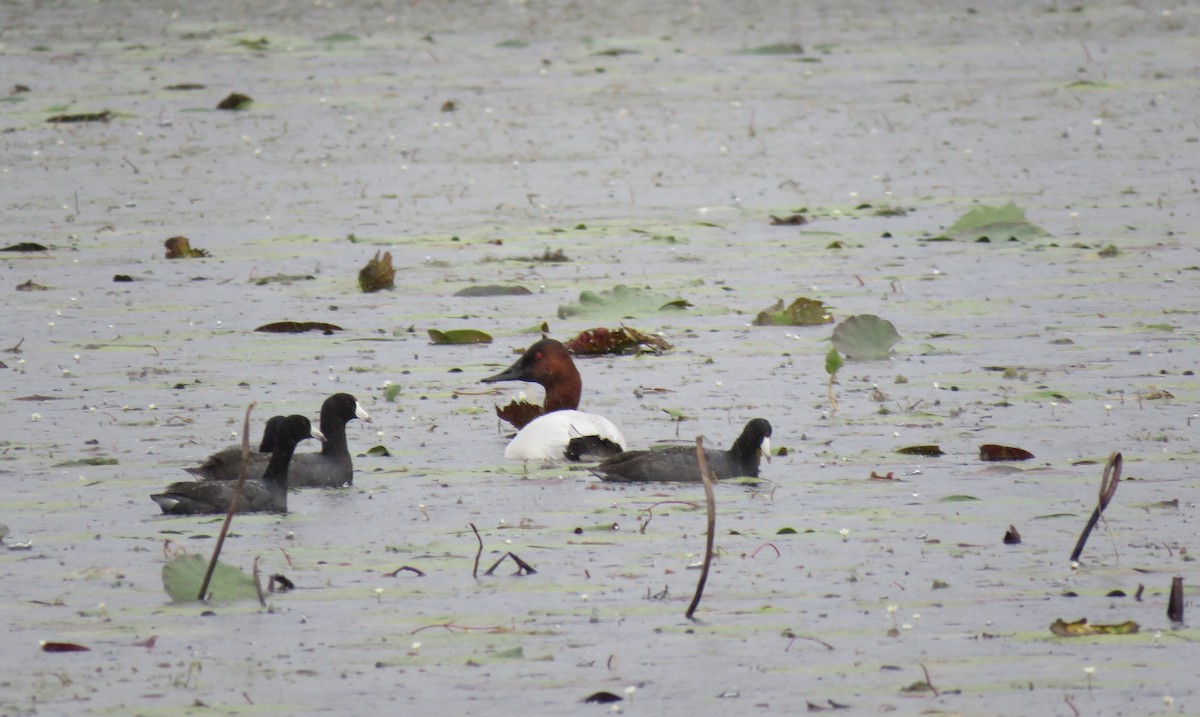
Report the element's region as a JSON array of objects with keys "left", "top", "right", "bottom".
[
  {"left": 410, "top": 623, "right": 508, "bottom": 635},
  {"left": 251, "top": 556, "right": 265, "bottom": 607},
  {"left": 919, "top": 663, "right": 940, "bottom": 697},
  {"left": 1064, "top": 694, "right": 1080, "bottom": 717},
  {"left": 199, "top": 401, "right": 256, "bottom": 601},
  {"left": 639, "top": 500, "right": 700, "bottom": 534},
  {"left": 749, "top": 543, "right": 780, "bottom": 558},
  {"left": 483, "top": 552, "right": 536, "bottom": 576},
  {"left": 685, "top": 436, "right": 717, "bottom": 620},
  {"left": 1069, "top": 452, "right": 1122, "bottom": 563},
  {"left": 385, "top": 565, "right": 426, "bottom": 578},
  {"left": 784, "top": 634, "right": 835, "bottom": 652},
  {"left": 470, "top": 523, "right": 482, "bottom": 579}
]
